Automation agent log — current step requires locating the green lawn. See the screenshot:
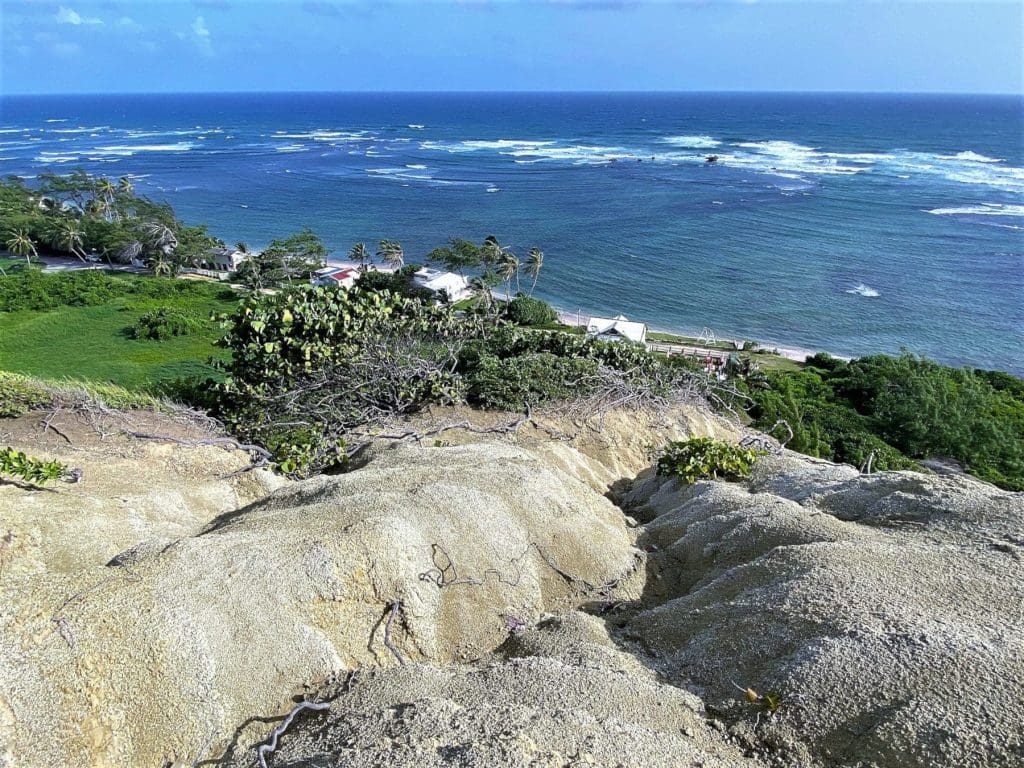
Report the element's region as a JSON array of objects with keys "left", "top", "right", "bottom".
[{"left": 0, "top": 278, "right": 237, "bottom": 391}]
